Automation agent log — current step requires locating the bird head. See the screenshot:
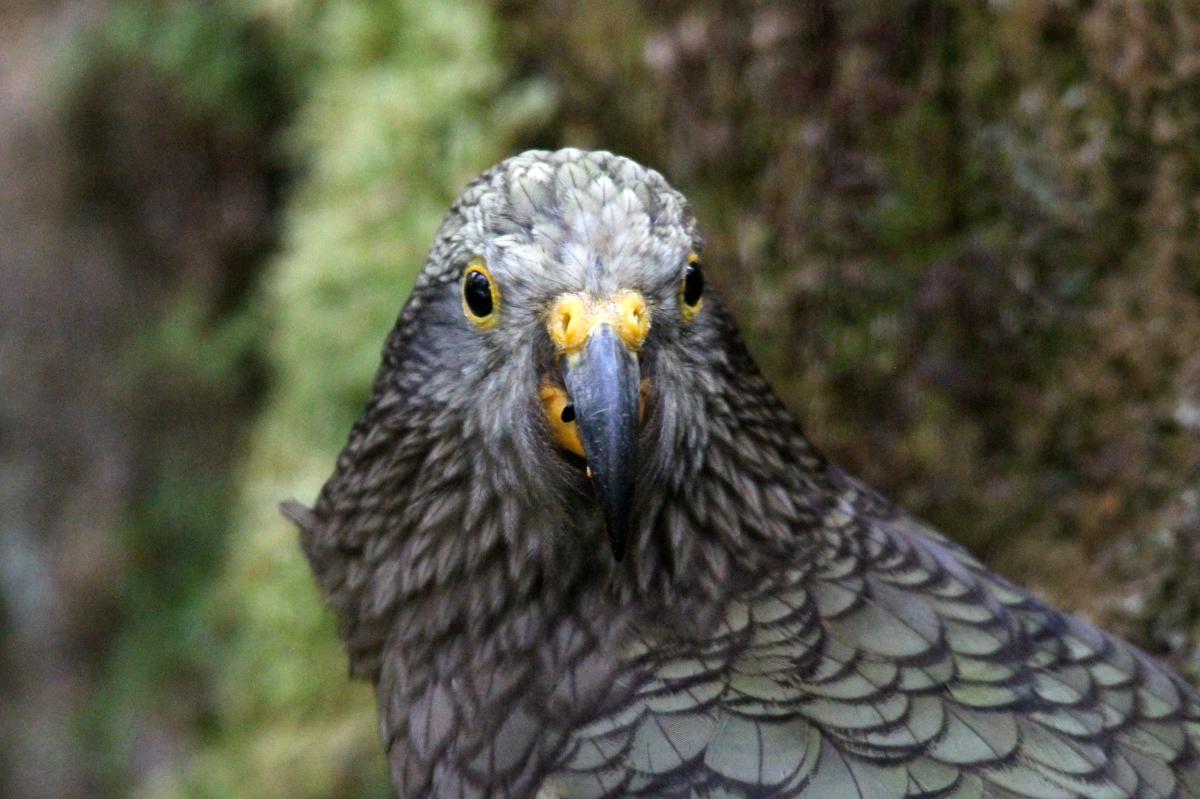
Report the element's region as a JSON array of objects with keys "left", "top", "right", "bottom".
[
  {"left": 390, "top": 149, "right": 720, "bottom": 564},
  {"left": 298, "top": 149, "right": 822, "bottom": 668}
]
